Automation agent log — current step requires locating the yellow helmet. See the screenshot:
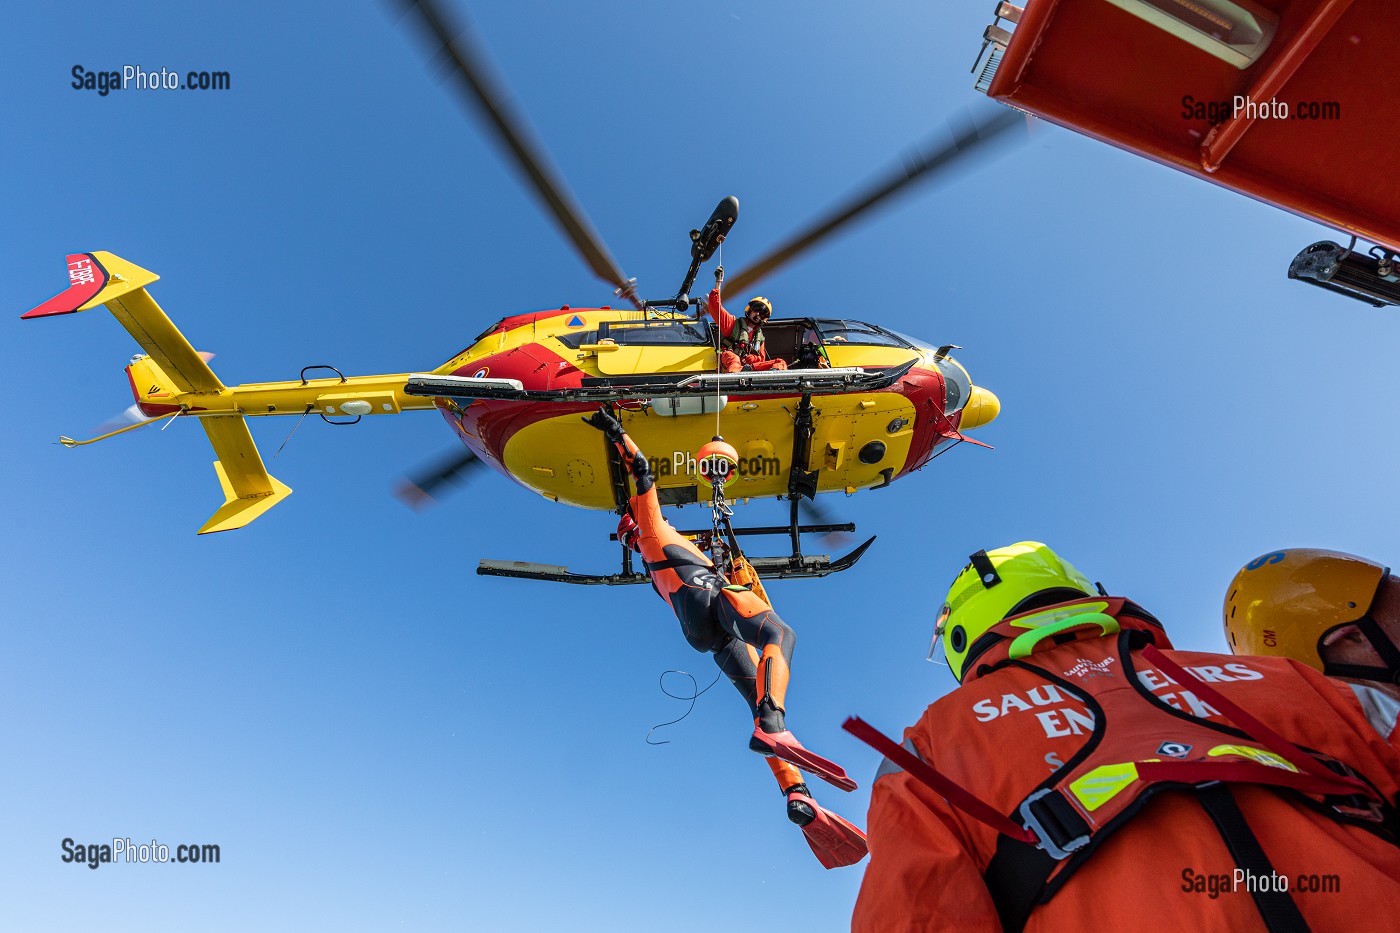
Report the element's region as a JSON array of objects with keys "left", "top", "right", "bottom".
[
  {"left": 1224, "top": 548, "right": 1395, "bottom": 680},
  {"left": 935, "top": 542, "right": 1096, "bottom": 682}
]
